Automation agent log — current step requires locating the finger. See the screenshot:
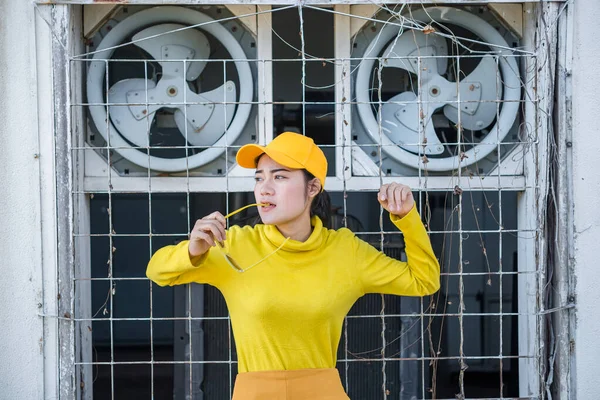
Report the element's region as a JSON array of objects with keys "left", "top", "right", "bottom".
[
  {"left": 207, "top": 222, "right": 227, "bottom": 242},
  {"left": 403, "top": 186, "right": 414, "bottom": 208},
  {"left": 386, "top": 184, "right": 397, "bottom": 210},
  {"left": 378, "top": 184, "right": 389, "bottom": 201},
  {"left": 204, "top": 212, "right": 226, "bottom": 228},
  {"left": 194, "top": 231, "right": 216, "bottom": 247},
  {"left": 401, "top": 187, "right": 415, "bottom": 214},
  {"left": 400, "top": 186, "right": 409, "bottom": 204},
  {"left": 215, "top": 212, "right": 227, "bottom": 226},
  {"left": 398, "top": 185, "right": 410, "bottom": 206},
  {"left": 392, "top": 186, "right": 403, "bottom": 212},
  {"left": 197, "top": 221, "right": 226, "bottom": 242}
]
